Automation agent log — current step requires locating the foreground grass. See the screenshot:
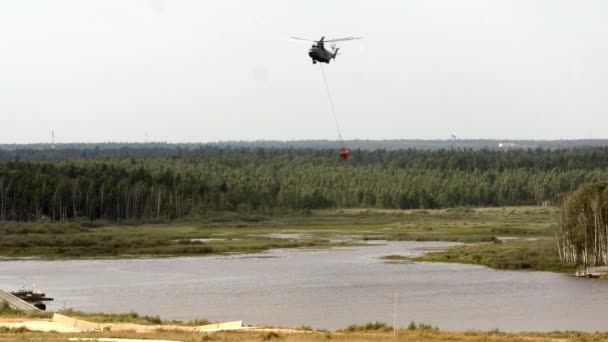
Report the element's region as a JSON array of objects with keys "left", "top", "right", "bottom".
[
  {"left": 53, "top": 308, "right": 210, "bottom": 326},
  {"left": 1, "top": 325, "right": 607, "bottom": 342},
  {"left": 0, "top": 207, "right": 557, "bottom": 259},
  {"left": 413, "top": 239, "right": 575, "bottom": 273},
  {"left": 0, "top": 301, "right": 52, "bottom": 320},
  {"left": 1, "top": 309, "right": 602, "bottom": 341}
]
